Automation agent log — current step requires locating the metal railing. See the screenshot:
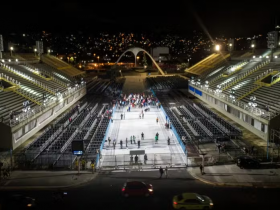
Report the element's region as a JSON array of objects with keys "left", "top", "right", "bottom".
[
  {"left": 189, "top": 83, "right": 274, "bottom": 120},
  {"left": 9, "top": 83, "right": 86, "bottom": 126}
]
